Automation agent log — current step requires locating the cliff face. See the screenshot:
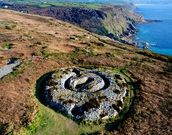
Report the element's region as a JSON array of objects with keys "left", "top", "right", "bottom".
[
  {"left": 30, "top": 6, "right": 108, "bottom": 36},
  {"left": 102, "top": 6, "right": 145, "bottom": 38},
  {"left": 0, "top": 2, "right": 144, "bottom": 41}
]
